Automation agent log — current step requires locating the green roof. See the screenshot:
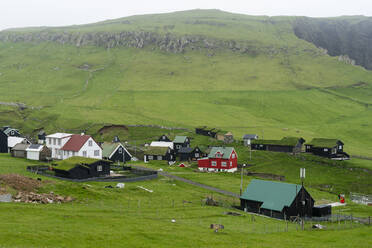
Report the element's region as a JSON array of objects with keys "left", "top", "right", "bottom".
[
  {"left": 208, "top": 147, "right": 235, "bottom": 159},
  {"left": 252, "top": 137, "right": 304, "bottom": 146},
  {"left": 101, "top": 142, "right": 121, "bottom": 158},
  {"left": 306, "top": 138, "right": 341, "bottom": 148},
  {"left": 54, "top": 156, "right": 100, "bottom": 171},
  {"left": 173, "top": 136, "right": 188, "bottom": 143},
  {"left": 241, "top": 179, "right": 302, "bottom": 212},
  {"left": 144, "top": 146, "right": 169, "bottom": 156}
]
